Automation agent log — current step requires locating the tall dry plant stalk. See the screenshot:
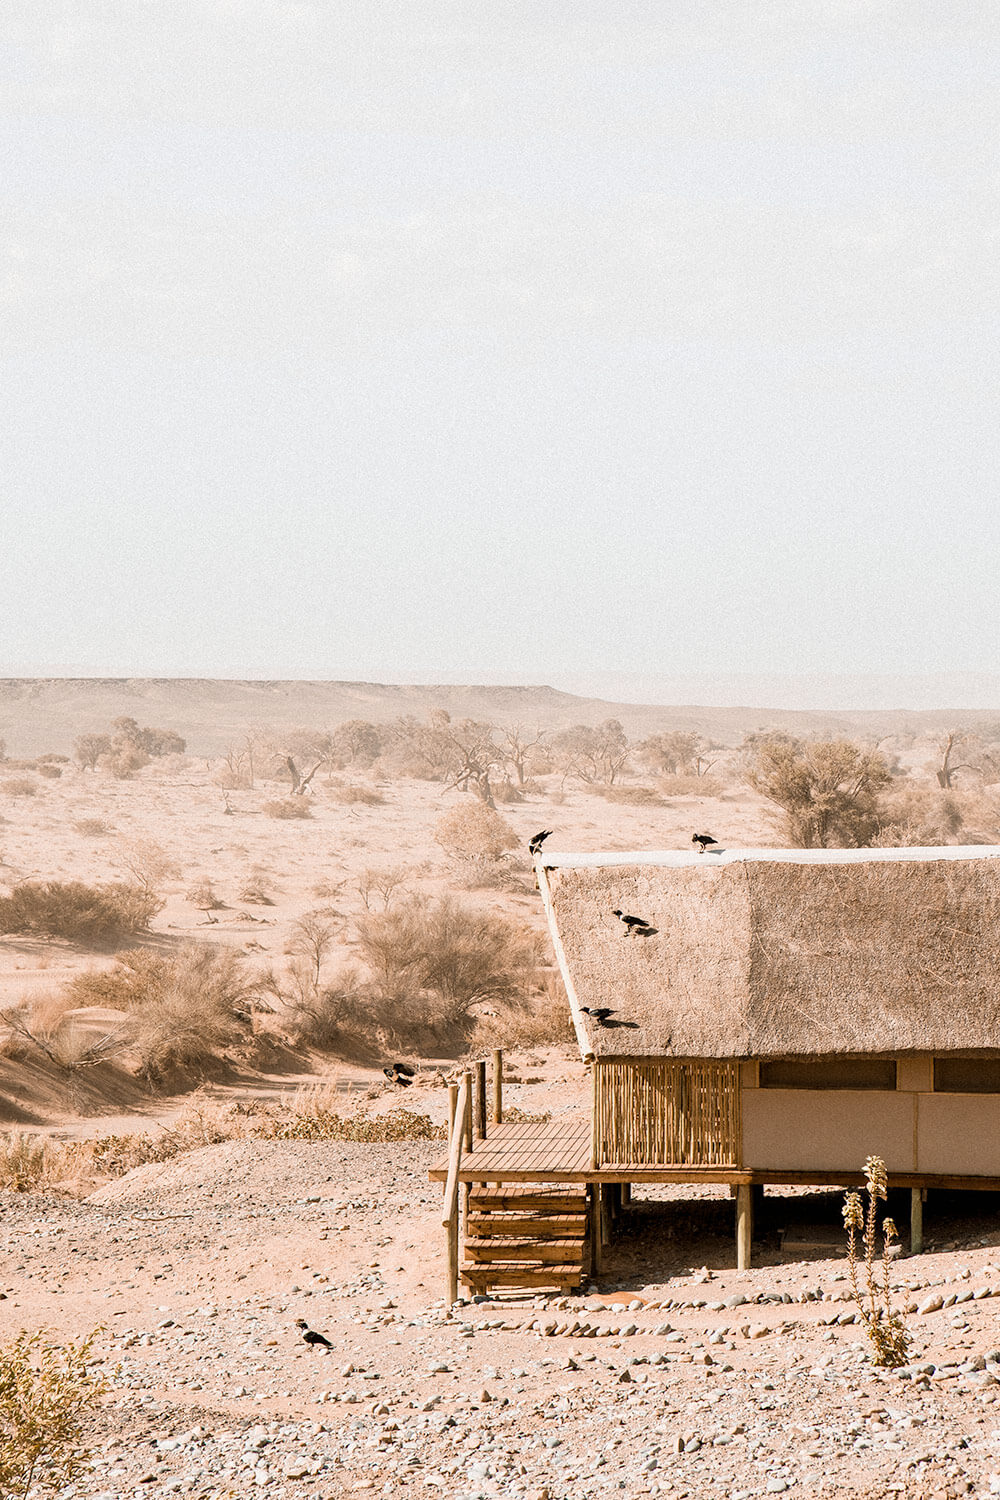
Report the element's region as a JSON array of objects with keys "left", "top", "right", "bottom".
[{"left": 842, "top": 1154, "right": 911, "bottom": 1368}]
